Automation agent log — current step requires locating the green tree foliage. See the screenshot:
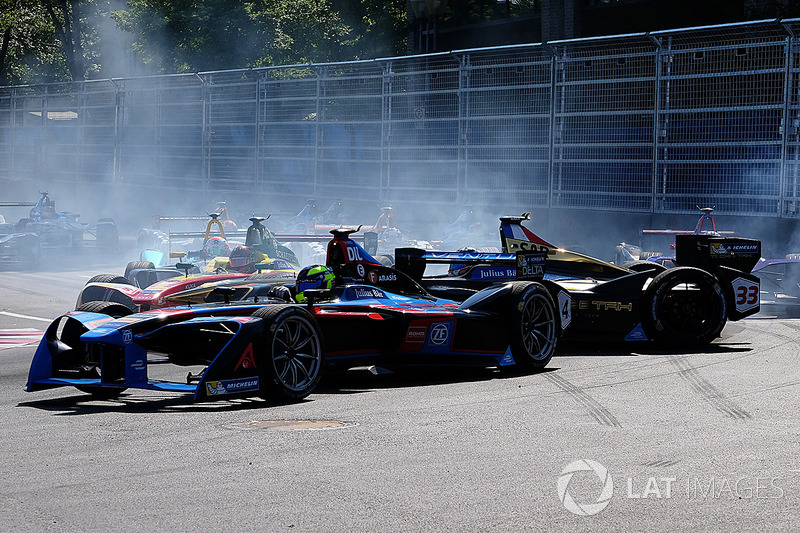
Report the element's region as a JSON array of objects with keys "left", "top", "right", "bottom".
[
  {"left": 0, "top": 0, "right": 119, "bottom": 85},
  {"left": 112, "top": 0, "right": 408, "bottom": 73},
  {"left": 0, "top": 1, "right": 69, "bottom": 85},
  {"left": 0, "top": 0, "right": 409, "bottom": 85},
  {"left": 112, "top": 0, "right": 262, "bottom": 73},
  {"left": 333, "top": 0, "right": 410, "bottom": 59}
]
